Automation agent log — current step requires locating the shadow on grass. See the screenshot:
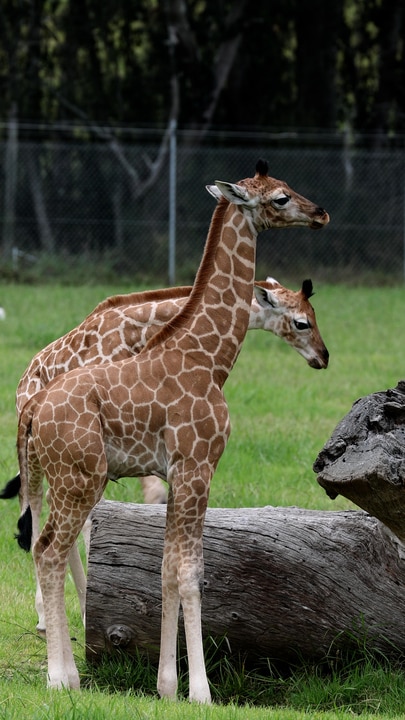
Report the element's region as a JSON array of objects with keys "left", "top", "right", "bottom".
[{"left": 81, "top": 631, "right": 405, "bottom": 713}]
